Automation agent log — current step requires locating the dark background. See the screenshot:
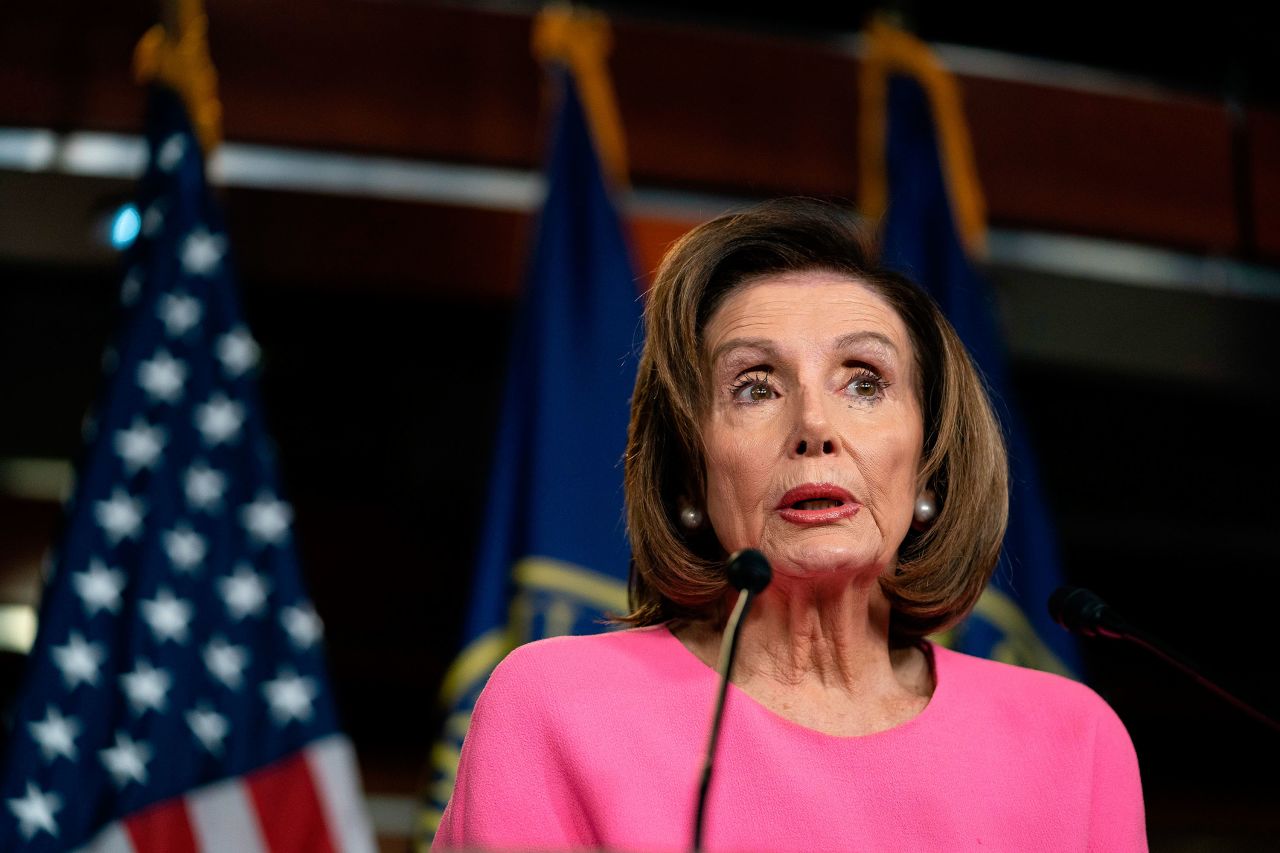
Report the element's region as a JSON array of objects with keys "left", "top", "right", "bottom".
[{"left": 2, "top": 2, "right": 1279, "bottom": 850}]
